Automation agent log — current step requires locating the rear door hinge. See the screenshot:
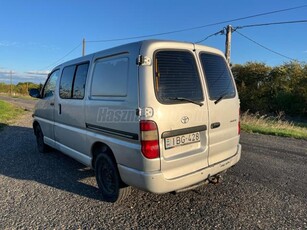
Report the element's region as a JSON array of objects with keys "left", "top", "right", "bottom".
[{"left": 136, "top": 55, "right": 151, "bottom": 66}]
